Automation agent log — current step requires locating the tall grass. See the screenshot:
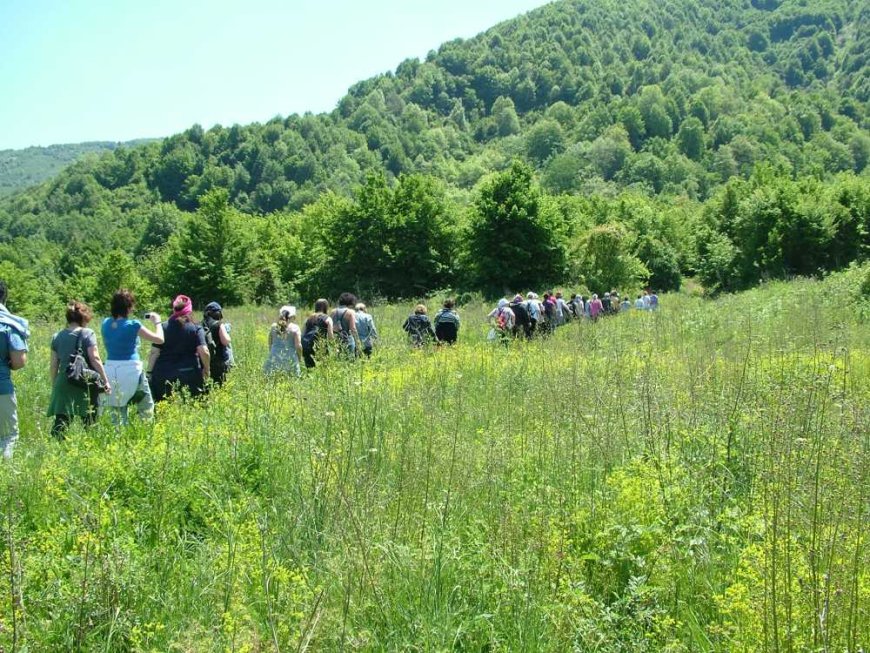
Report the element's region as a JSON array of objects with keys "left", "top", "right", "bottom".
[{"left": 1, "top": 268, "right": 868, "bottom": 651}]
